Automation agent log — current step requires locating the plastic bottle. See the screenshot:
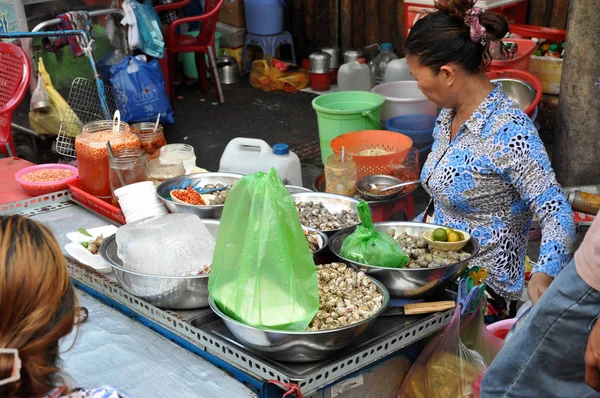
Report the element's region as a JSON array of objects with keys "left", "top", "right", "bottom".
[
  {"left": 545, "top": 43, "right": 560, "bottom": 58},
  {"left": 384, "top": 58, "right": 414, "bottom": 82},
  {"left": 337, "top": 60, "right": 372, "bottom": 91},
  {"left": 218, "top": 138, "right": 302, "bottom": 186},
  {"left": 369, "top": 43, "right": 399, "bottom": 86}
]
